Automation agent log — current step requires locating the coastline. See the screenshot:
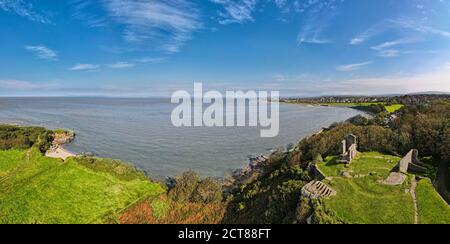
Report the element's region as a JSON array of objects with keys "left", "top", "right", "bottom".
[
  {"left": 45, "top": 129, "right": 77, "bottom": 161},
  {"left": 0, "top": 98, "right": 363, "bottom": 179},
  {"left": 0, "top": 100, "right": 360, "bottom": 179},
  {"left": 45, "top": 145, "right": 77, "bottom": 161}
]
